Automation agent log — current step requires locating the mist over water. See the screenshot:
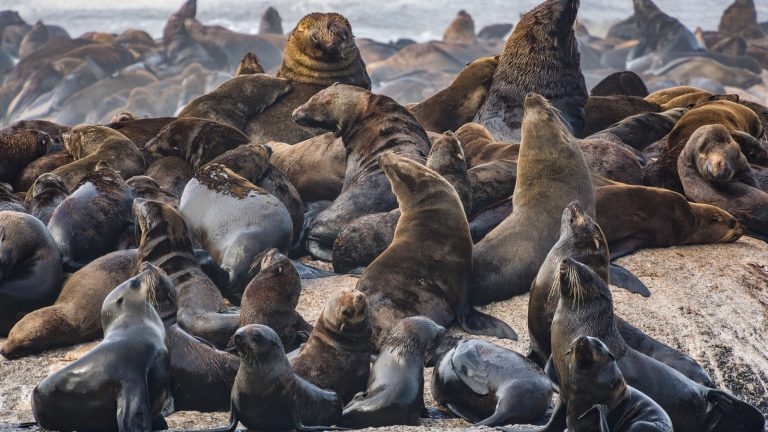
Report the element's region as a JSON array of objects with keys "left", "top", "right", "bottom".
[{"left": 3, "top": 0, "right": 767, "bottom": 42}]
